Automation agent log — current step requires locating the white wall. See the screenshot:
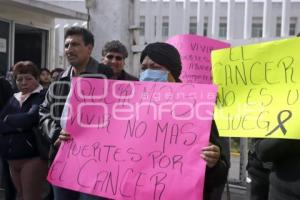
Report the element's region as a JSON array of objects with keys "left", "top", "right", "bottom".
[
  {"left": 38, "top": 0, "right": 300, "bottom": 75},
  {"left": 89, "top": 0, "right": 135, "bottom": 74},
  {"left": 138, "top": 0, "right": 300, "bottom": 43}
]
